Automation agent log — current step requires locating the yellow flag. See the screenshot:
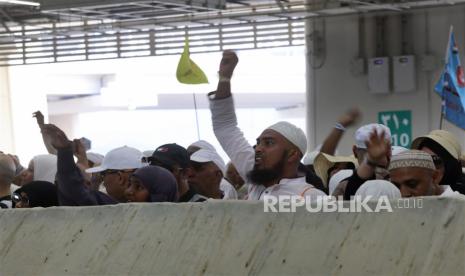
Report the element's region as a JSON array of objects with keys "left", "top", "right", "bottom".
[{"left": 176, "top": 38, "right": 209, "bottom": 84}]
